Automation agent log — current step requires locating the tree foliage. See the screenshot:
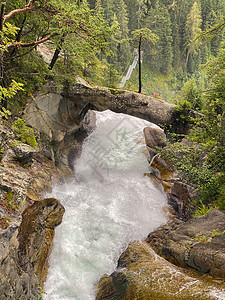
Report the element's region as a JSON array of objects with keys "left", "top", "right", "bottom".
[{"left": 0, "top": 0, "right": 113, "bottom": 108}]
